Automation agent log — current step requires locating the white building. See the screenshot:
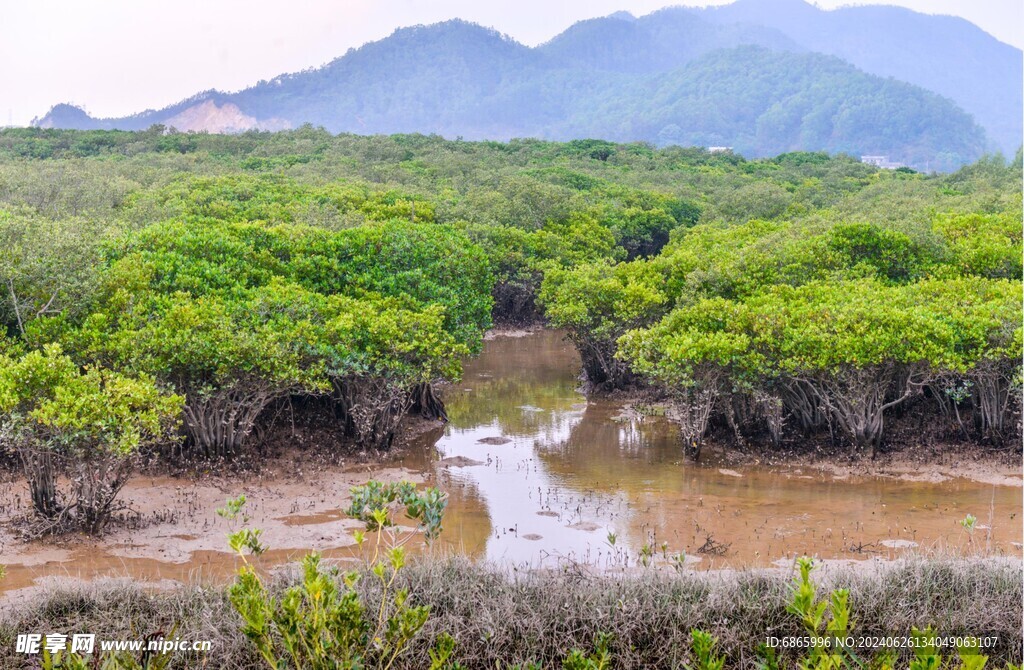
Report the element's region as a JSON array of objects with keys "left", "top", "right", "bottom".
[{"left": 860, "top": 155, "right": 907, "bottom": 169}]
